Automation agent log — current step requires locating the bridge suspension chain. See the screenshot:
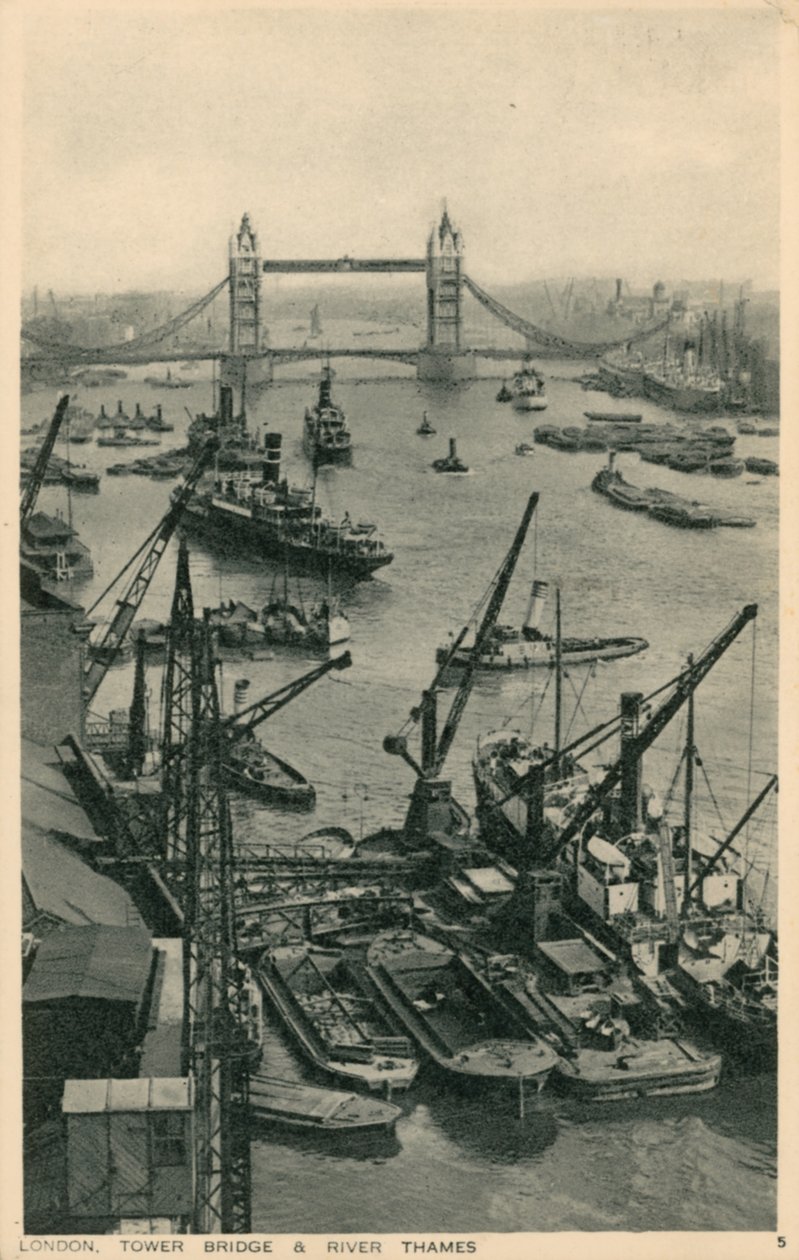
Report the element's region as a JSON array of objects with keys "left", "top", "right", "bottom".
[
  {"left": 21, "top": 276, "right": 230, "bottom": 361},
  {"left": 462, "top": 273, "right": 669, "bottom": 356}
]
